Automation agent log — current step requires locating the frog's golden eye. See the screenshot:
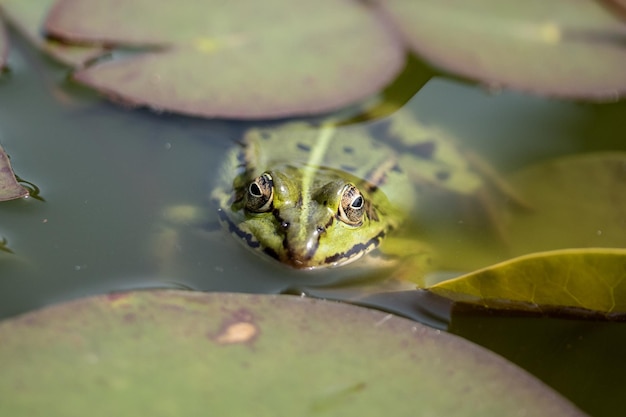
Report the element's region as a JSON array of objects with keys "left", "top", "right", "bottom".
[
  {"left": 246, "top": 173, "right": 274, "bottom": 213},
  {"left": 338, "top": 184, "right": 365, "bottom": 226}
]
